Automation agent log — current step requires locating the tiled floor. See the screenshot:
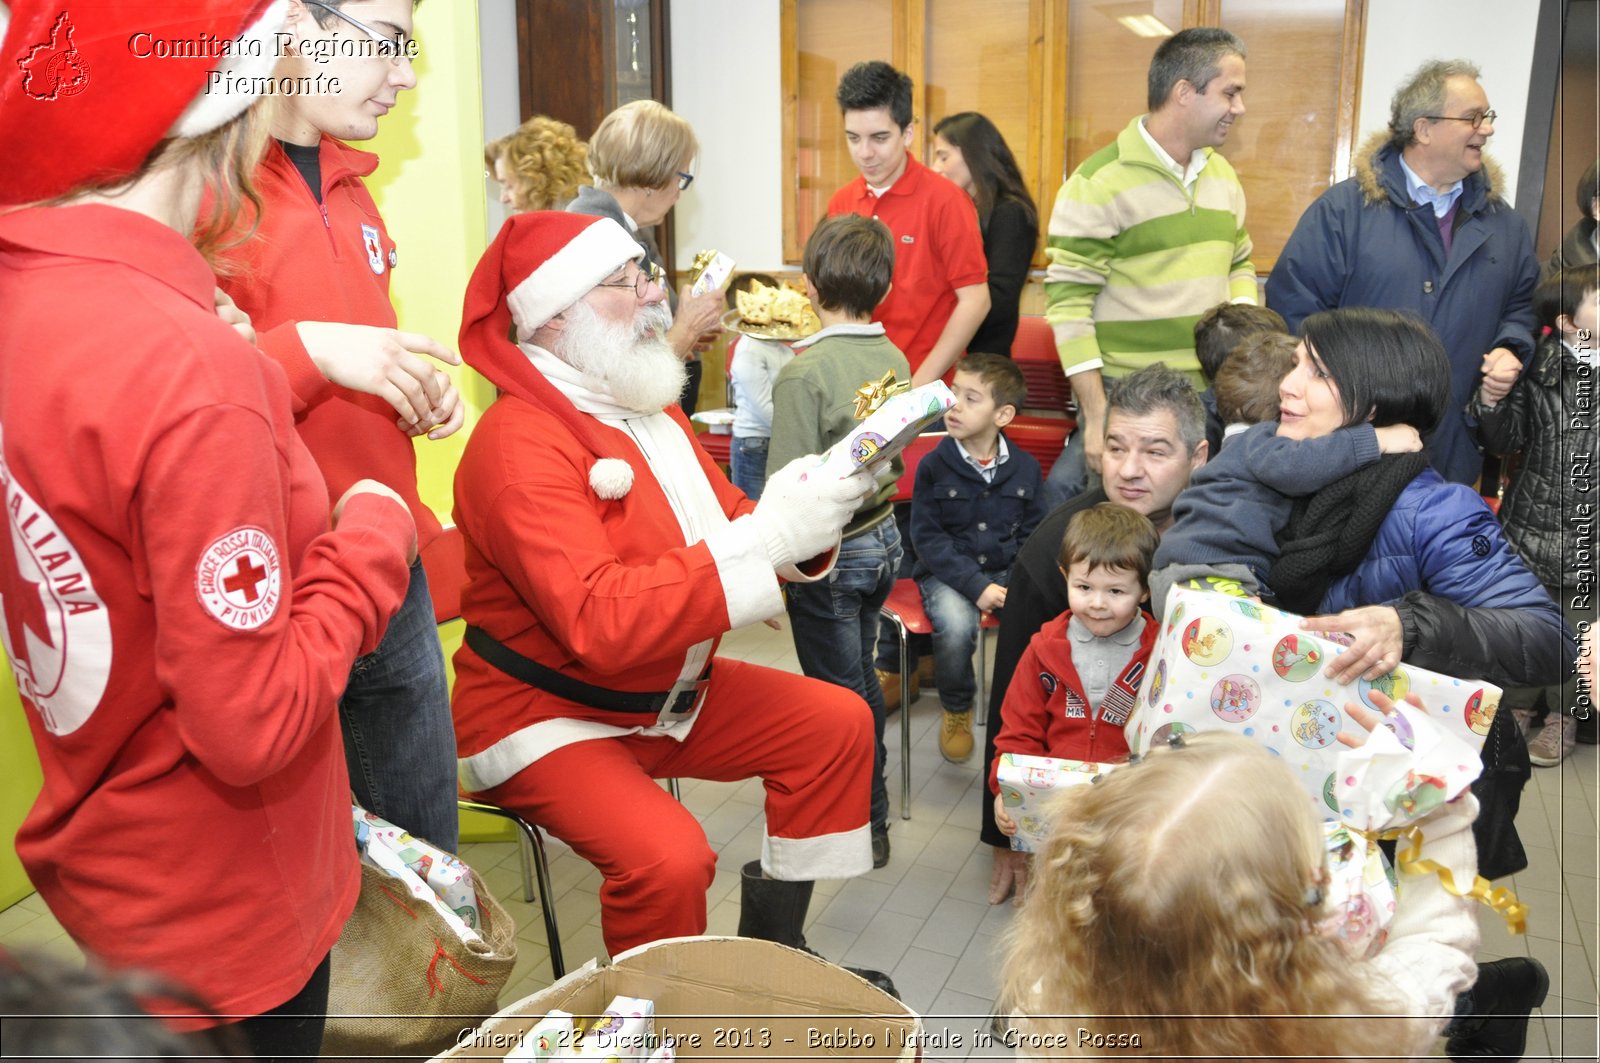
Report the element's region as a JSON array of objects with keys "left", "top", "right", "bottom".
[{"left": 3, "top": 619, "right": 1597, "bottom": 1060}]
